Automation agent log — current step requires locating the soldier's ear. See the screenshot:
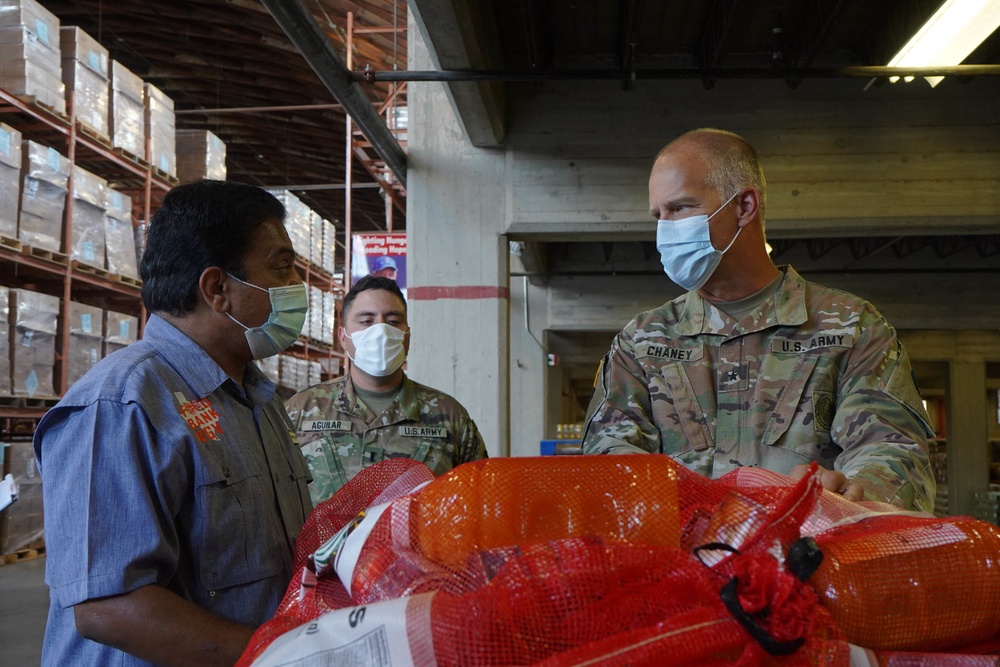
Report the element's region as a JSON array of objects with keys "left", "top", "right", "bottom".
[{"left": 735, "top": 189, "right": 760, "bottom": 228}]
